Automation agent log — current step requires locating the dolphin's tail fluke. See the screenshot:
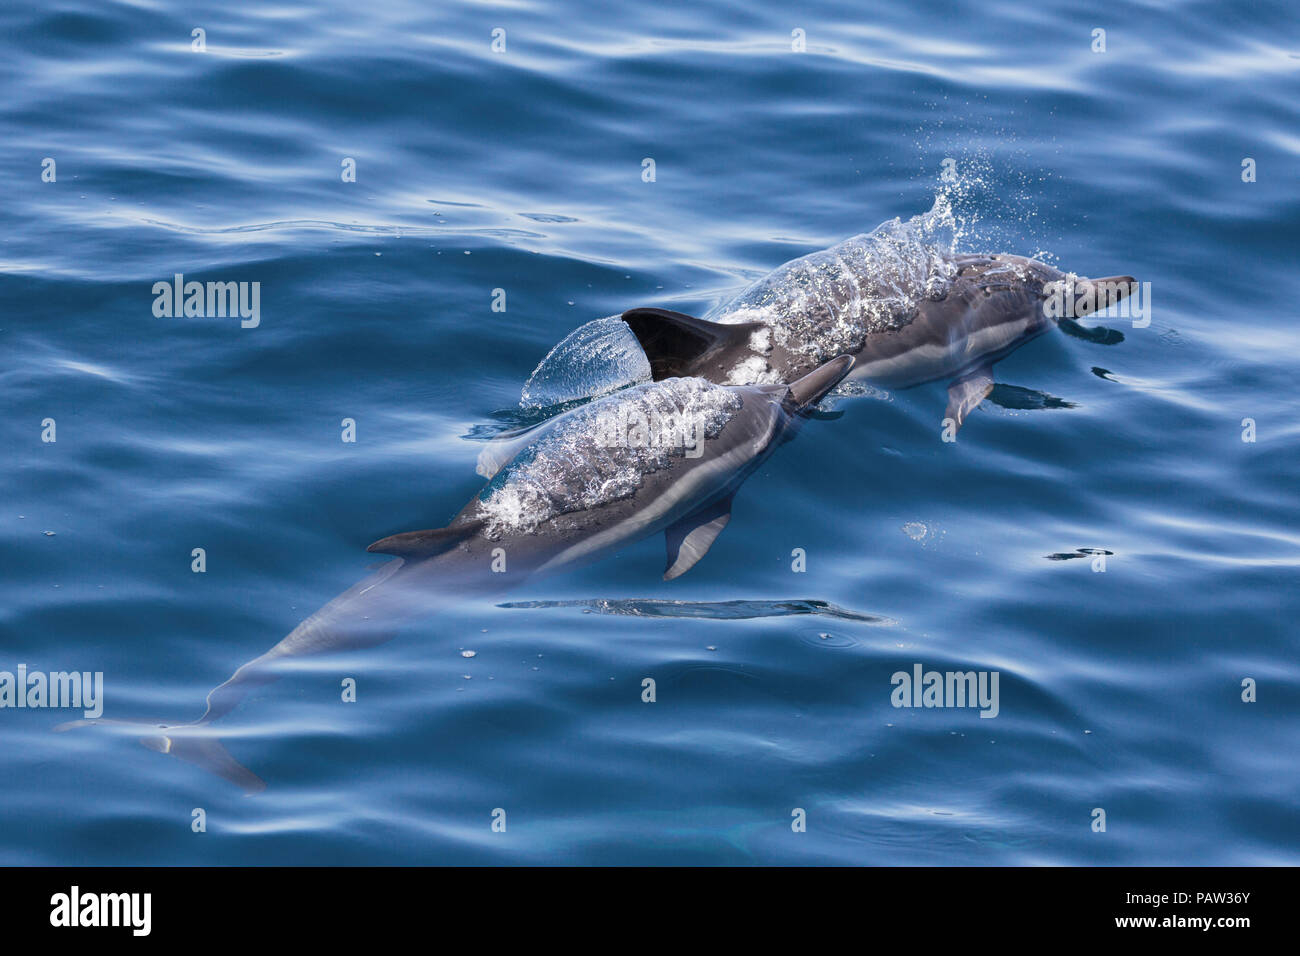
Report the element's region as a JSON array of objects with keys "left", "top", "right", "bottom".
[
  {"left": 145, "top": 727, "right": 266, "bottom": 793},
  {"left": 53, "top": 556, "right": 429, "bottom": 793},
  {"left": 54, "top": 717, "right": 267, "bottom": 794}
]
